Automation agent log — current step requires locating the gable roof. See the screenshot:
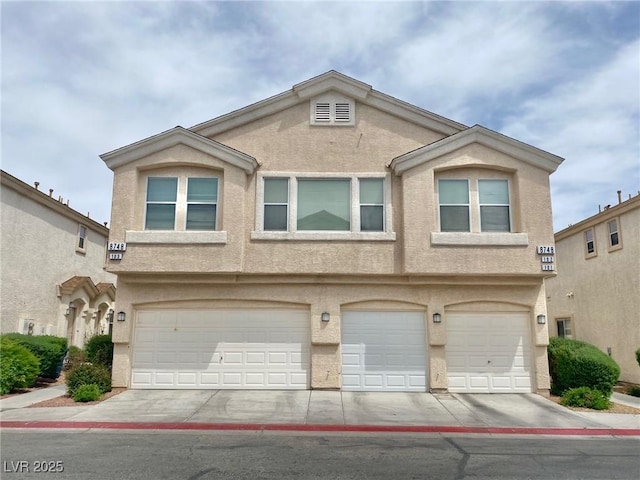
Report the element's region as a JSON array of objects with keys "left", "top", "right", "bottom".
[
  {"left": 100, "top": 126, "right": 259, "bottom": 174},
  {"left": 191, "top": 70, "right": 467, "bottom": 138},
  {"left": 389, "top": 124, "right": 564, "bottom": 175}
]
